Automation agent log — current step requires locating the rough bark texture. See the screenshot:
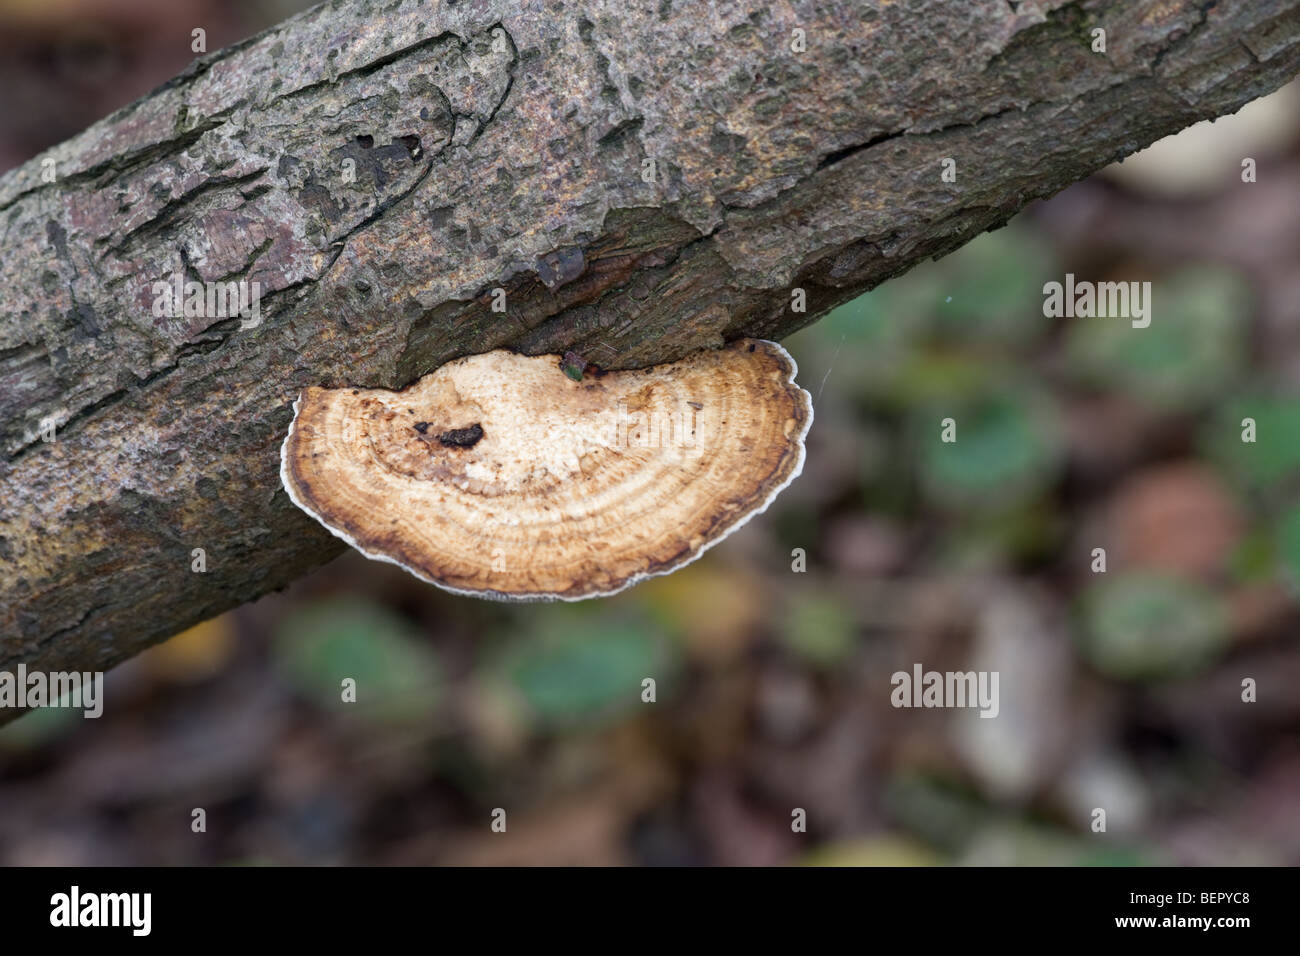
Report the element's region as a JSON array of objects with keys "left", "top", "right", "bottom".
[{"left": 2, "top": 0, "right": 1299, "bottom": 677}]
